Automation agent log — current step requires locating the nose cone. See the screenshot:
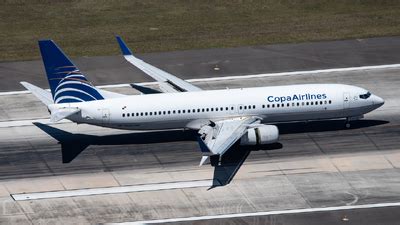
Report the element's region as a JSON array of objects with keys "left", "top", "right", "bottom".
[{"left": 372, "top": 95, "right": 385, "bottom": 108}]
